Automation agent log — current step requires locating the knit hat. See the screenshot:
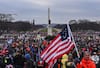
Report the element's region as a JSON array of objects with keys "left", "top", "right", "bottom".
[{"left": 25, "top": 53, "right": 31, "bottom": 60}]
